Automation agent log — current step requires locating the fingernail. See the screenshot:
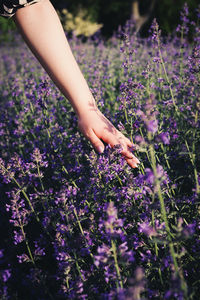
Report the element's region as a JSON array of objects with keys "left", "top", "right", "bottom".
[
  {"left": 133, "top": 163, "right": 139, "bottom": 168},
  {"left": 97, "top": 146, "right": 104, "bottom": 154},
  {"left": 134, "top": 157, "right": 140, "bottom": 164}
]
